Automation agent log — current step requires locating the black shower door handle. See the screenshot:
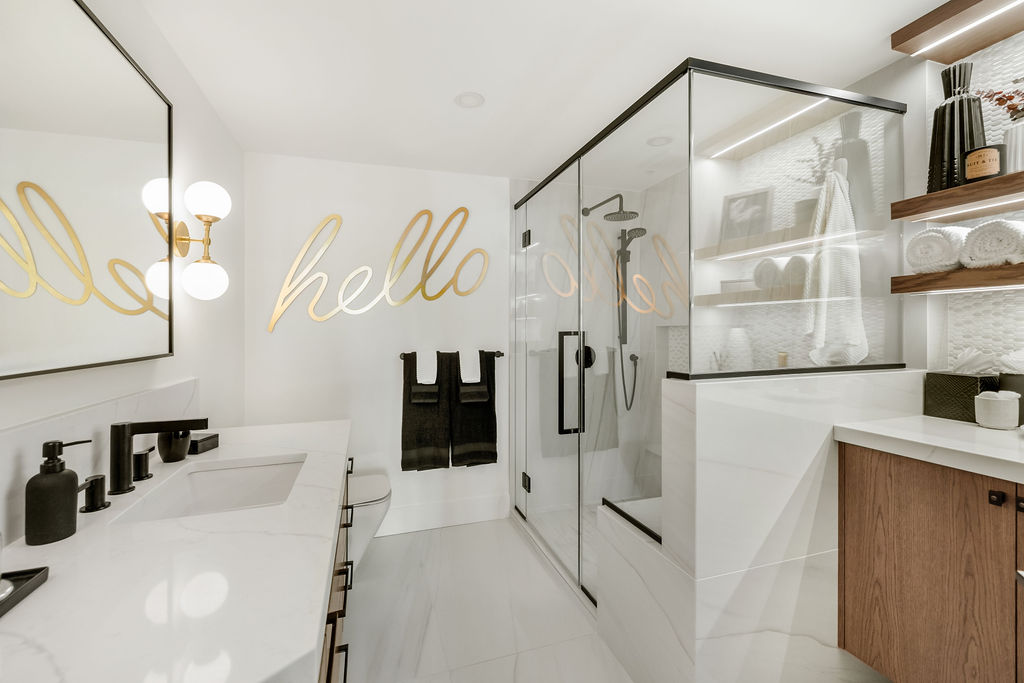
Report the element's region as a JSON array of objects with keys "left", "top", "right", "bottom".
[{"left": 557, "top": 330, "right": 585, "bottom": 435}]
